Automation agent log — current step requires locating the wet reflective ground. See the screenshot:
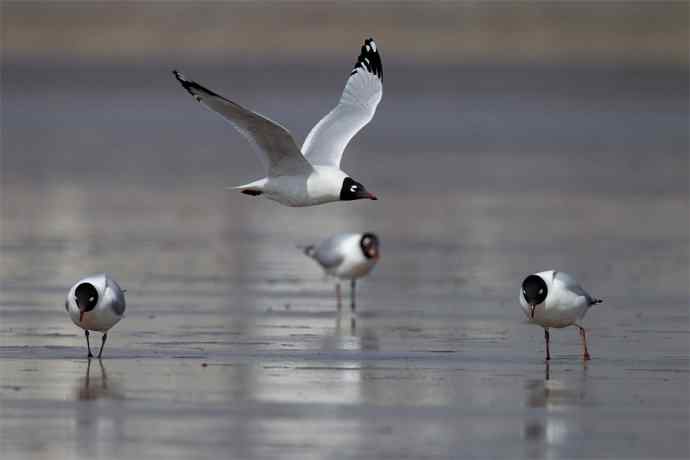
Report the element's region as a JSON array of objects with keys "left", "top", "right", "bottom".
[{"left": 1, "top": 60, "right": 688, "bottom": 459}]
